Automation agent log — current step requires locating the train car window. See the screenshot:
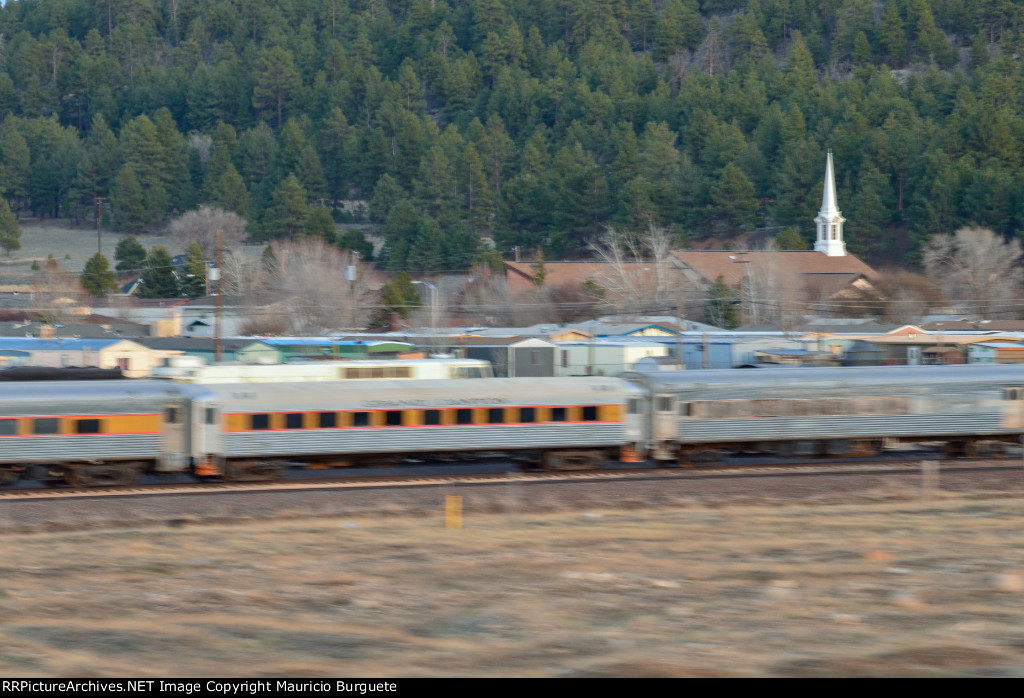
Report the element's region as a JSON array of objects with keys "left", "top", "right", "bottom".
[
  {"left": 33, "top": 418, "right": 60, "bottom": 435},
  {"left": 75, "top": 419, "right": 101, "bottom": 434},
  {"left": 821, "top": 400, "right": 844, "bottom": 416},
  {"left": 1005, "top": 388, "right": 1024, "bottom": 400},
  {"left": 371, "top": 367, "right": 385, "bottom": 379},
  {"left": 456, "top": 409, "right": 473, "bottom": 425},
  {"left": 887, "top": 396, "right": 908, "bottom": 414},
  {"left": 520, "top": 407, "right": 536, "bottom": 423},
  {"left": 285, "top": 413, "right": 304, "bottom": 429},
  {"left": 206, "top": 408, "right": 218, "bottom": 425},
  {"left": 0, "top": 419, "right": 17, "bottom": 435},
  {"left": 385, "top": 410, "right": 403, "bottom": 426},
  {"left": 318, "top": 412, "right": 337, "bottom": 428},
  {"left": 352, "top": 412, "right": 370, "bottom": 427},
  {"left": 582, "top": 406, "right": 598, "bottom": 421},
  {"left": 656, "top": 396, "right": 673, "bottom": 412},
  {"left": 166, "top": 407, "right": 179, "bottom": 423},
  {"left": 551, "top": 407, "right": 567, "bottom": 422},
  {"left": 678, "top": 403, "right": 690, "bottom": 416},
  {"left": 488, "top": 408, "right": 504, "bottom": 424},
  {"left": 424, "top": 410, "right": 441, "bottom": 425},
  {"left": 250, "top": 414, "right": 270, "bottom": 430}
]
